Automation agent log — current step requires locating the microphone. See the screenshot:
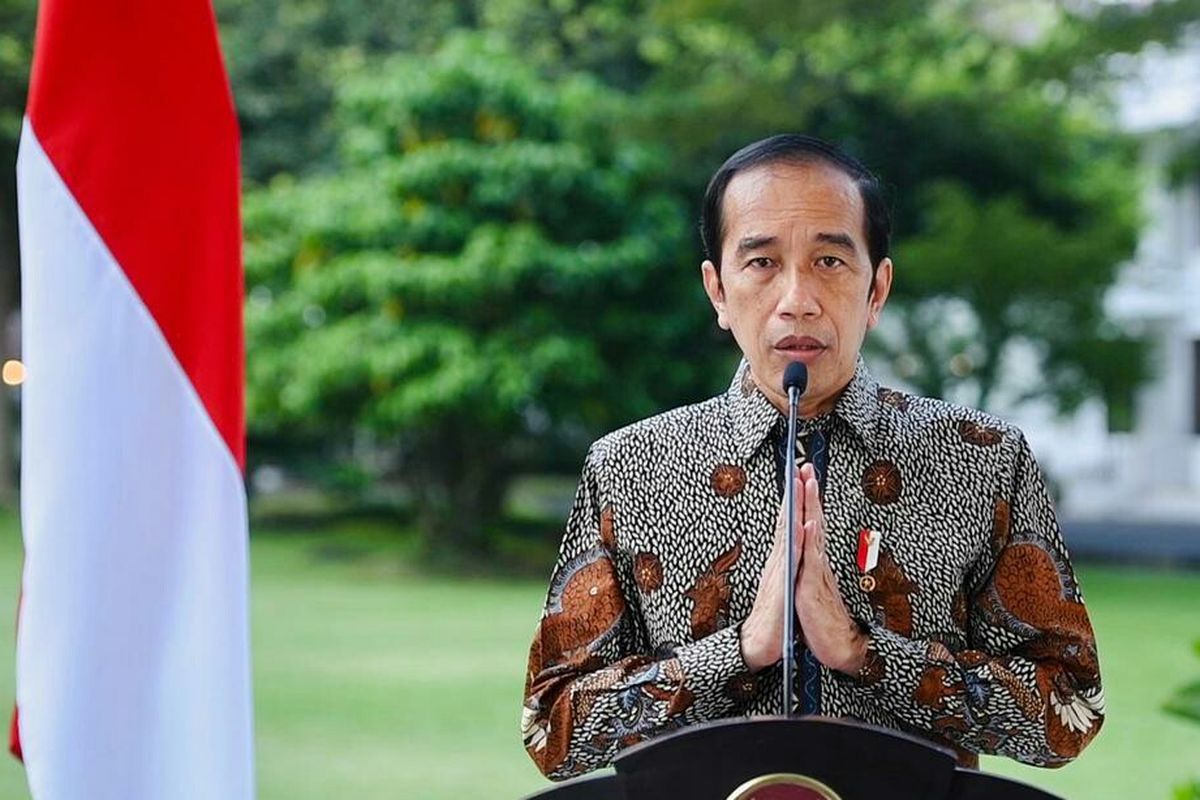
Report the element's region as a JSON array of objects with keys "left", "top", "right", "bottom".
[
  {"left": 781, "top": 360, "right": 807, "bottom": 717},
  {"left": 783, "top": 361, "right": 808, "bottom": 395}
]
